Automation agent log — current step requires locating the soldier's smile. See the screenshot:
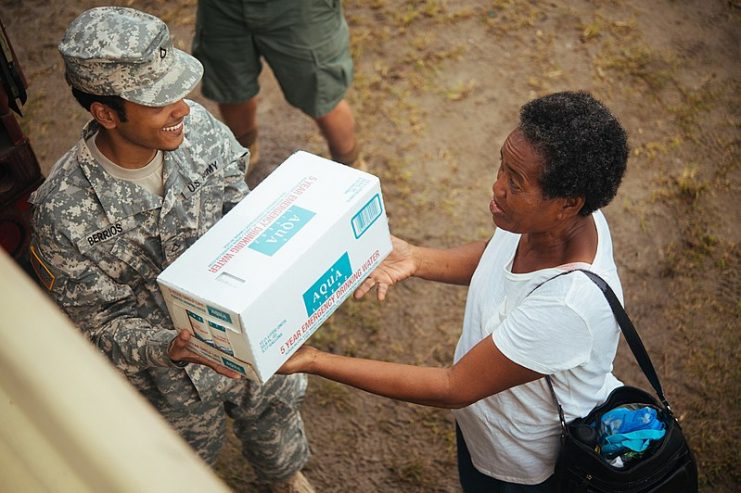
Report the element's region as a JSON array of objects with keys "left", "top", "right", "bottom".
[{"left": 163, "top": 120, "right": 184, "bottom": 133}]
